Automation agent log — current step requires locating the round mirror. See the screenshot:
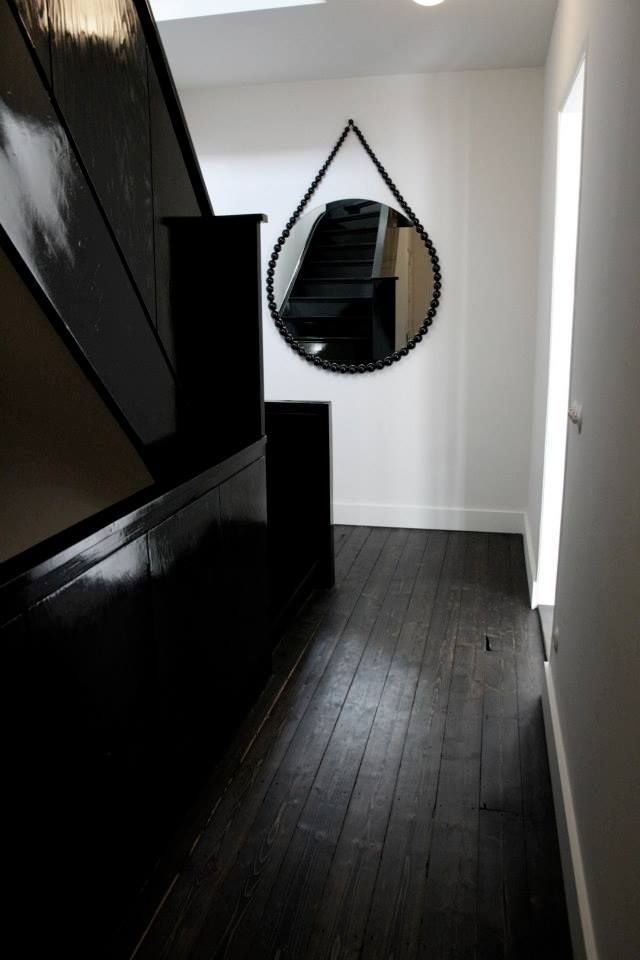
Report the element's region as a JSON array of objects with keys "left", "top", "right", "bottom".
[{"left": 270, "top": 198, "right": 440, "bottom": 372}]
